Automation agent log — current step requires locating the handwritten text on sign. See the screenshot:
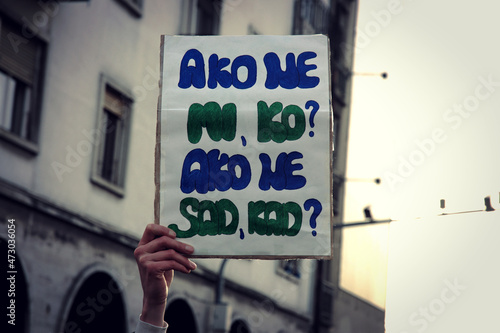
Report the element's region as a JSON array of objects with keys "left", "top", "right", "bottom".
[{"left": 158, "top": 35, "right": 332, "bottom": 257}]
